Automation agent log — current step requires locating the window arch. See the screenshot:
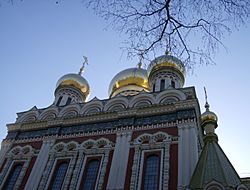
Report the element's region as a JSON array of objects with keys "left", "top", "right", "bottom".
[
  {"left": 80, "top": 159, "right": 100, "bottom": 190},
  {"left": 49, "top": 161, "right": 69, "bottom": 190},
  {"left": 3, "top": 163, "right": 23, "bottom": 190},
  {"left": 142, "top": 154, "right": 160, "bottom": 190},
  {"left": 160, "top": 79, "right": 165, "bottom": 91}
]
